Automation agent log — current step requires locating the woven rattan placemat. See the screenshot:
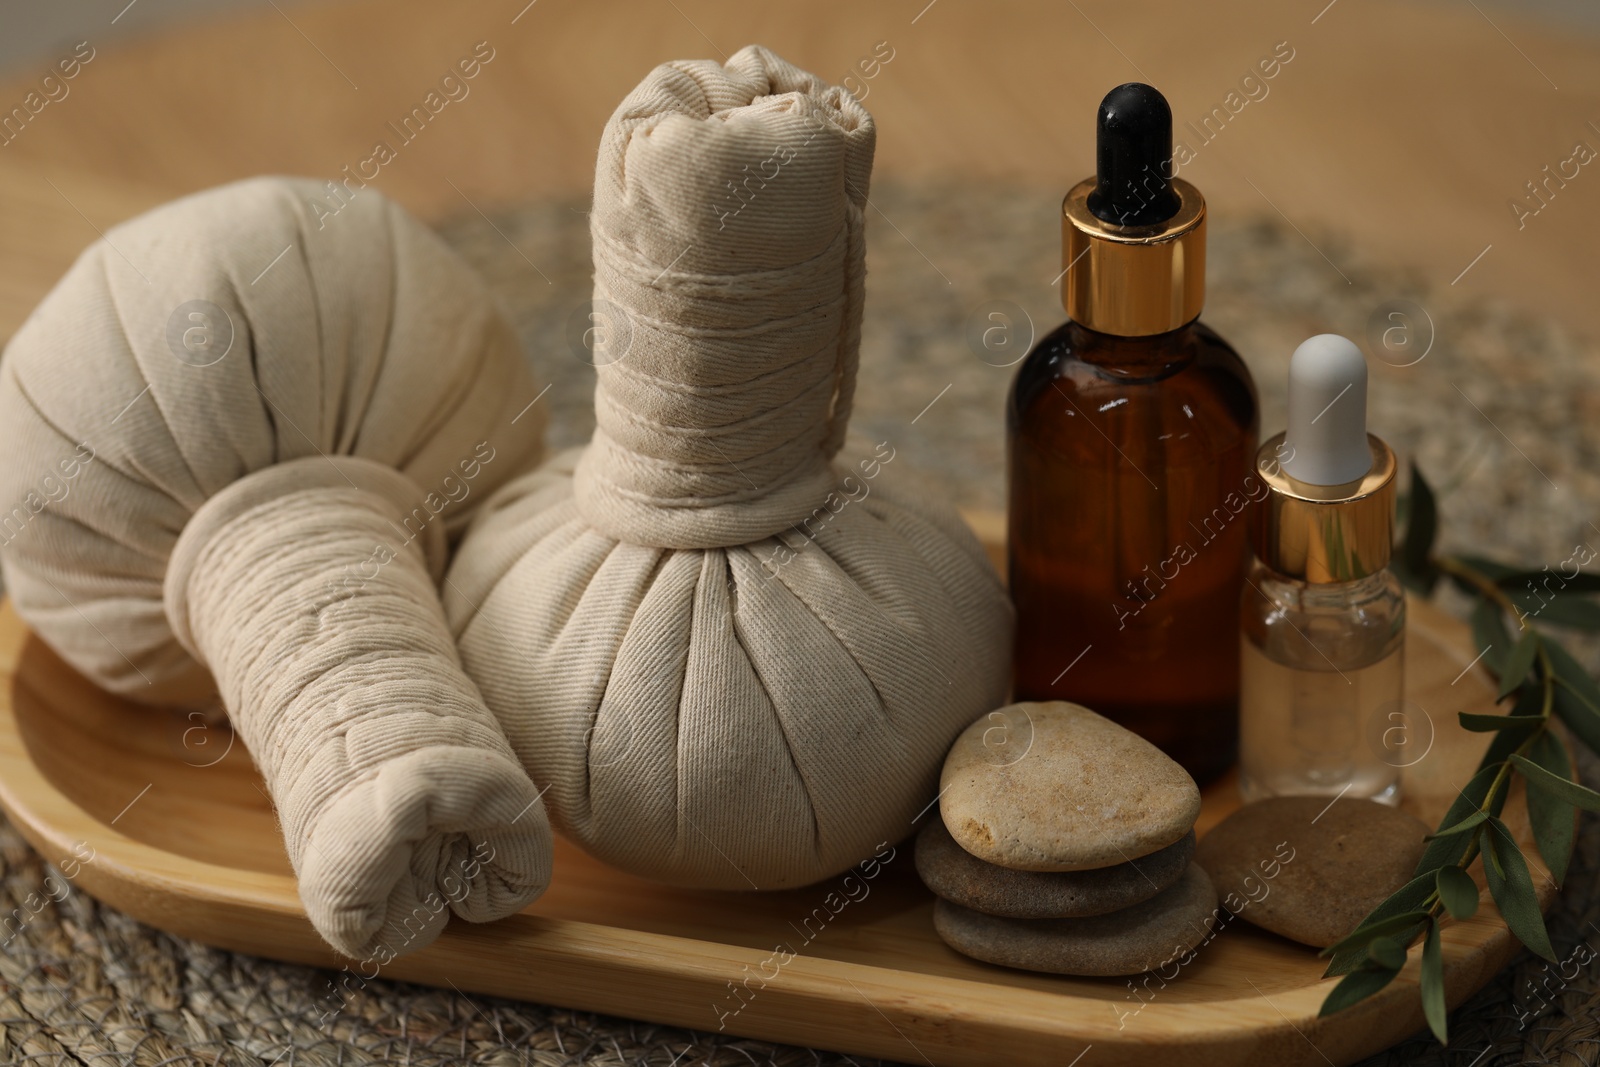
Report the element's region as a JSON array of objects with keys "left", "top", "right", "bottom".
[{"left": 2, "top": 182, "right": 1598, "bottom": 1066}]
